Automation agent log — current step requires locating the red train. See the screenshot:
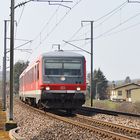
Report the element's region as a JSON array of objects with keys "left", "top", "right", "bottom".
[{"left": 19, "top": 50, "right": 86, "bottom": 113}]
